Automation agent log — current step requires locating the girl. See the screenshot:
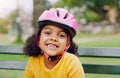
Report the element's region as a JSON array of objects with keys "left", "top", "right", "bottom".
[{"left": 23, "top": 8, "right": 85, "bottom": 78}]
